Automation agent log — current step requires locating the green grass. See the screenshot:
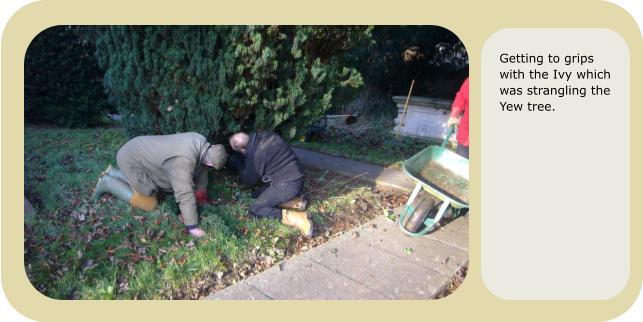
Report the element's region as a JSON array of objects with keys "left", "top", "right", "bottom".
[
  {"left": 291, "top": 118, "right": 455, "bottom": 170},
  {"left": 24, "top": 125, "right": 396, "bottom": 299}
]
